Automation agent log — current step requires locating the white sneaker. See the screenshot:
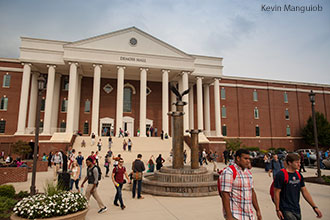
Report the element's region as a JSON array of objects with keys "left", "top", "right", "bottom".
[{"left": 98, "top": 207, "right": 107, "bottom": 214}]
